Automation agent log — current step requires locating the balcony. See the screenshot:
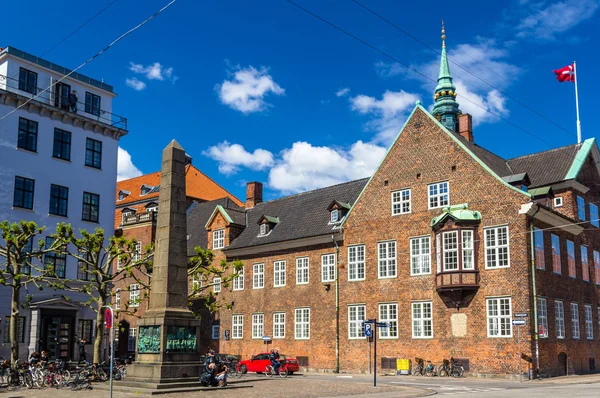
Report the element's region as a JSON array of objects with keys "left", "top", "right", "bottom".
[
  {"left": 0, "top": 73, "right": 127, "bottom": 131},
  {"left": 122, "top": 211, "right": 157, "bottom": 227}
]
